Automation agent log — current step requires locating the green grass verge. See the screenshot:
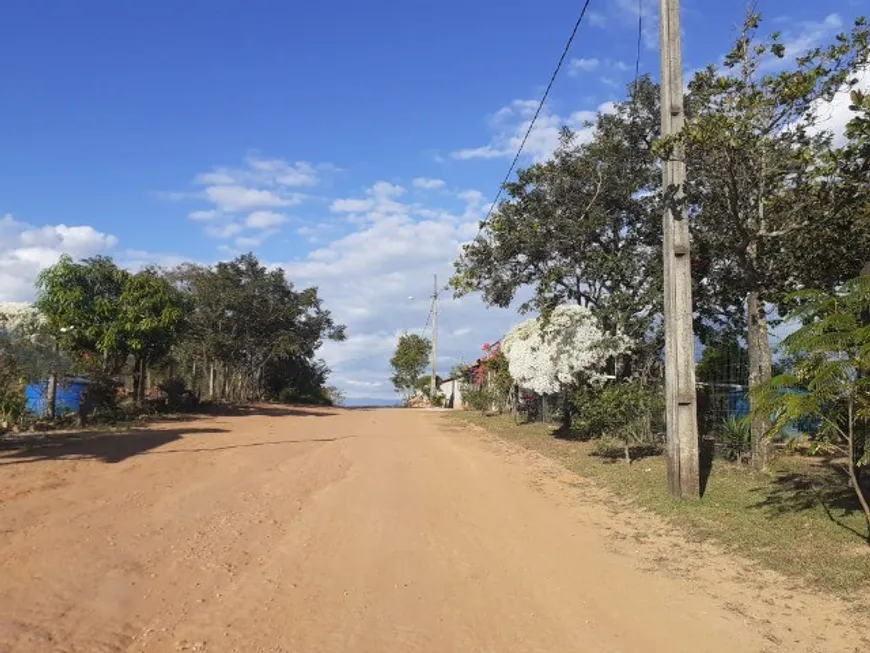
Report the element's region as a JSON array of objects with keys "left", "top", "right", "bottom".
[{"left": 446, "top": 411, "right": 870, "bottom": 596}]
